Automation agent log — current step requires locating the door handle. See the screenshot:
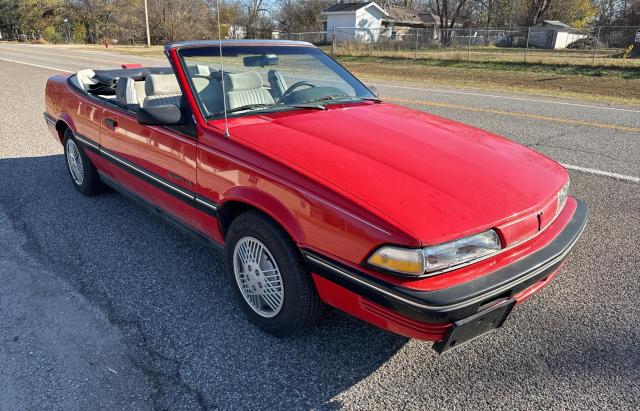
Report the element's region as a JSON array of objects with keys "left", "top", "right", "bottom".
[{"left": 103, "top": 118, "right": 118, "bottom": 129}]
